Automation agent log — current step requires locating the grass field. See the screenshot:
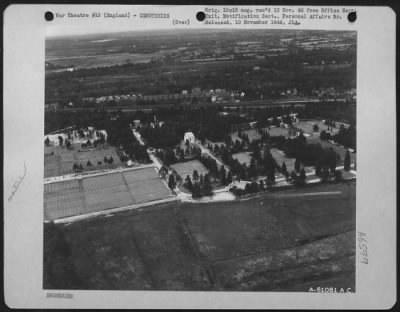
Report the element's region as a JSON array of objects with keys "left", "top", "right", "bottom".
[
  {"left": 170, "top": 160, "right": 209, "bottom": 179},
  {"left": 232, "top": 152, "right": 252, "bottom": 166},
  {"left": 44, "top": 181, "right": 355, "bottom": 291},
  {"left": 231, "top": 126, "right": 289, "bottom": 143},
  {"left": 44, "top": 144, "right": 122, "bottom": 178},
  {"left": 44, "top": 180, "right": 84, "bottom": 221},
  {"left": 308, "top": 136, "right": 356, "bottom": 164},
  {"left": 181, "top": 182, "right": 355, "bottom": 261},
  {"left": 268, "top": 126, "right": 290, "bottom": 137},
  {"left": 44, "top": 167, "right": 172, "bottom": 221},
  {"left": 46, "top": 52, "right": 163, "bottom": 70},
  {"left": 295, "top": 120, "right": 338, "bottom": 136},
  {"left": 270, "top": 148, "right": 314, "bottom": 175}
]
